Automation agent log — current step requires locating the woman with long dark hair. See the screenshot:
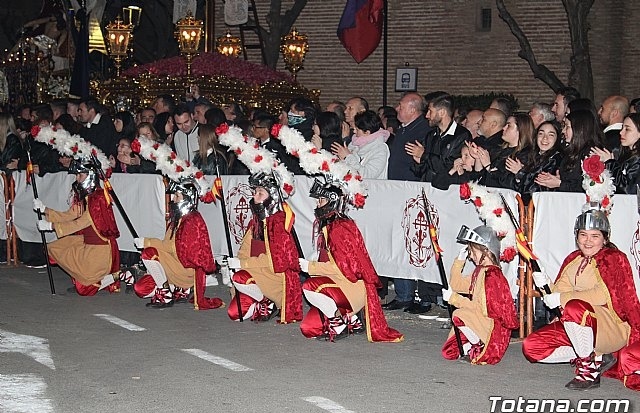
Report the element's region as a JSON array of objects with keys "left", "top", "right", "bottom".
[
  {"left": 535, "top": 110, "right": 603, "bottom": 192},
  {"left": 591, "top": 113, "right": 640, "bottom": 194},
  {"left": 311, "top": 111, "right": 343, "bottom": 152},
  {"left": 512, "top": 121, "right": 564, "bottom": 196},
  {"left": 193, "top": 123, "right": 229, "bottom": 175},
  {"left": 477, "top": 113, "right": 535, "bottom": 189}
]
